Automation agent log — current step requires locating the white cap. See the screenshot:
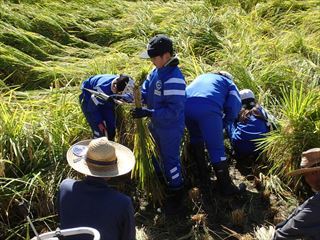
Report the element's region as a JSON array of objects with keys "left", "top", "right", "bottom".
[
  {"left": 215, "top": 71, "right": 234, "bottom": 81},
  {"left": 239, "top": 89, "right": 255, "bottom": 100}
]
